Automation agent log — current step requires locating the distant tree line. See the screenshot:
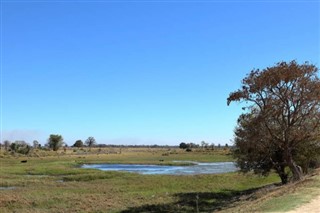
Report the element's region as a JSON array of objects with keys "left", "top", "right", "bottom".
[
  {"left": 2, "top": 137, "right": 232, "bottom": 153},
  {"left": 0, "top": 135, "right": 99, "bottom": 154},
  {"left": 179, "top": 142, "right": 230, "bottom": 151},
  {"left": 1, "top": 137, "right": 195, "bottom": 153}
]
